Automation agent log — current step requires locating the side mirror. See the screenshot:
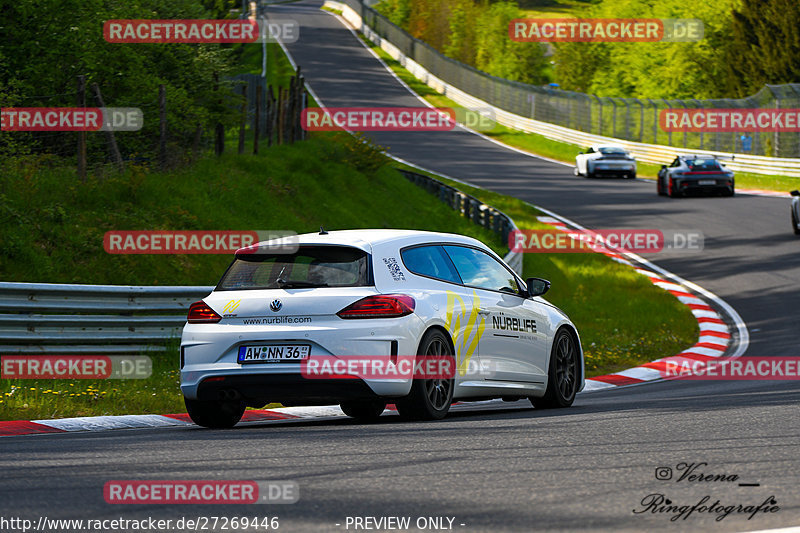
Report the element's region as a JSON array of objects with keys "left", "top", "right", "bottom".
[
  {"left": 661, "top": 164, "right": 667, "bottom": 170},
  {"left": 526, "top": 277, "right": 551, "bottom": 297},
  {"left": 578, "top": 151, "right": 584, "bottom": 155},
  {"left": 791, "top": 190, "right": 800, "bottom": 196}
]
